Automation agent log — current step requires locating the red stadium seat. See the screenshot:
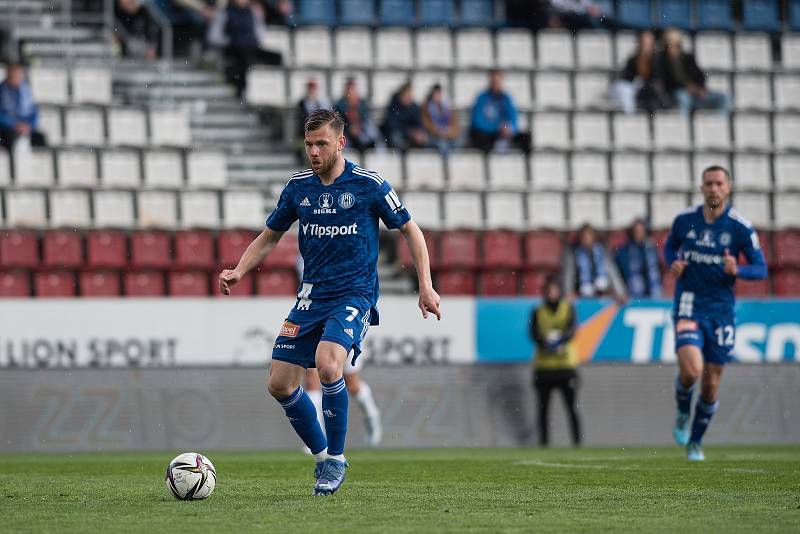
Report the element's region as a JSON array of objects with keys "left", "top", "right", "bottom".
[
  {"left": 436, "top": 270, "right": 477, "bottom": 295},
  {"left": 168, "top": 271, "right": 209, "bottom": 296},
  {"left": 256, "top": 269, "right": 298, "bottom": 295},
  {"left": 34, "top": 270, "right": 77, "bottom": 297},
  {"left": 0, "top": 229, "right": 39, "bottom": 268},
  {"left": 523, "top": 231, "right": 562, "bottom": 270},
  {"left": 79, "top": 270, "right": 121, "bottom": 297},
  {"left": 661, "top": 272, "right": 676, "bottom": 297},
  {"left": 521, "top": 270, "right": 552, "bottom": 296},
  {"left": 212, "top": 270, "right": 254, "bottom": 297},
  {"left": 42, "top": 230, "right": 83, "bottom": 269},
  {"left": 482, "top": 231, "right": 522, "bottom": 269},
  {"left": 175, "top": 230, "right": 215, "bottom": 269},
  {"left": 124, "top": 270, "right": 166, "bottom": 297},
  {"left": 86, "top": 229, "right": 127, "bottom": 269},
  {"left": 480, "top": 270, "right": 519, "bottom": 296},
  {"left": 736, "top": 278, "right": 770, "bottom": 298},
  {"left": 397, "top": 230, "right": 439, "bottom": 270},
  {"left": 774, "top": 269, "right": 800, "bottom": 296},
  {"left": 651, "top": 229, "right": 671, "bottom": 263},
  {"left": 606, "top": 230, "right": 628, "bottom": 251},
  {"left": 261, "top": 232, "right": 298, "bottom": 269},
  {"left": 773, "top": 231, "right": 800, "bottom": 268},
  {"left": 439, "top": 230, "right": 479, "bottom": 270},
  {"left": 0, "top": 270, "right": 31, "bottom": 297},
  {"left": 218, "top": 229, "right": 257, "bottom": 268},
  {"left": 130, "top": 230, "right": 172, "bottom": 269},
  {"left": 755, "top": 230, "right": 772, "bottom": 266}
]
